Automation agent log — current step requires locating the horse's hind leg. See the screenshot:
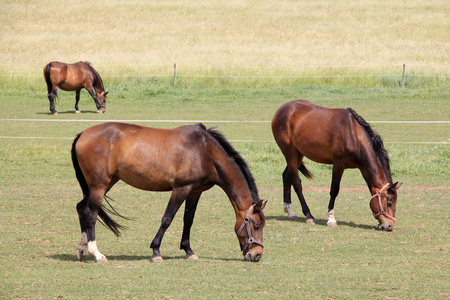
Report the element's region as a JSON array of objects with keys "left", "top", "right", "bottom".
[
  {"left": 282, "top": 166, "right": 298, "bottom": 220},
  {"left": 48, "top": 86, "right": 58, "bottom": 115},
  {"left": 283, "top": 150, "right": 315, "bottom": 224},
  {"left": 76, "top": 189, "right": 107, "bottom": 262},
  {"left": 74, "top": 89, "right": 81, "bottom": 113},
  {"left": 76, "top": 198, "right": 88, "bottom": 261},
  {"left": 180, "top": 192, "right": 202, "bottom": 260}
]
